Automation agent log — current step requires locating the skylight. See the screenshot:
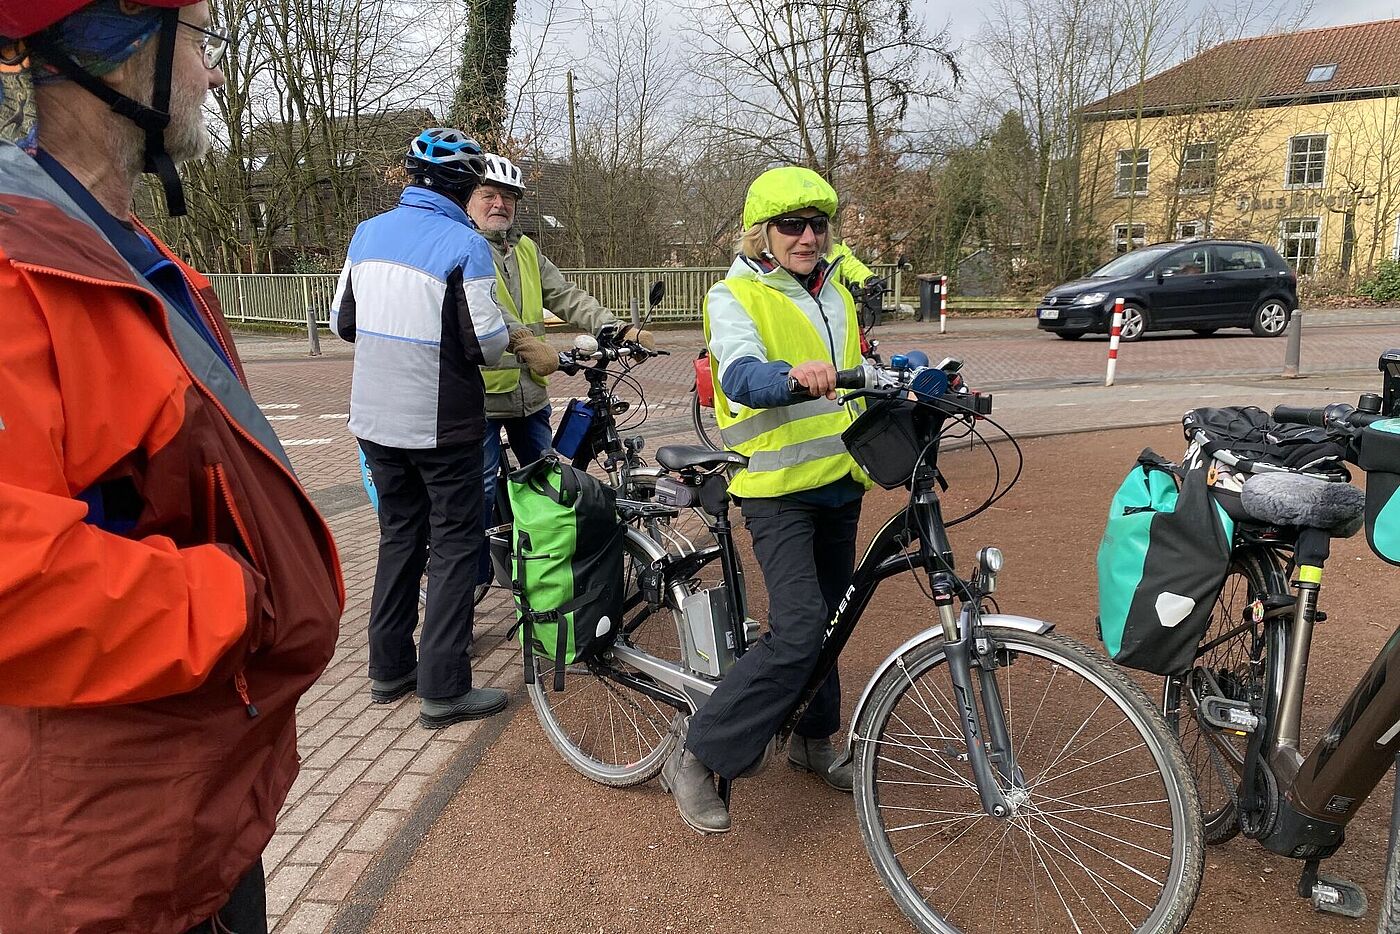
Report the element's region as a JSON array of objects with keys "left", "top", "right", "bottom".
[{"left": 1306, "top": 63, "right": 1337, "bottom": 83}]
